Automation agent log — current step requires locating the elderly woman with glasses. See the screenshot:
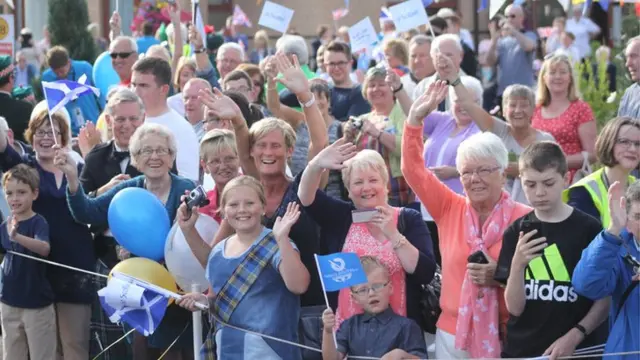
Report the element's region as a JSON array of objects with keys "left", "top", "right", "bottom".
[
  {"left": 403, "top": 81, "right": 531, "bottom": 359},
  {"left": 345, "top": 66, "right": 413, "bottom": 207},
  {"left": 54, "top": 123, "right": 197, "bottom": 360}
]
